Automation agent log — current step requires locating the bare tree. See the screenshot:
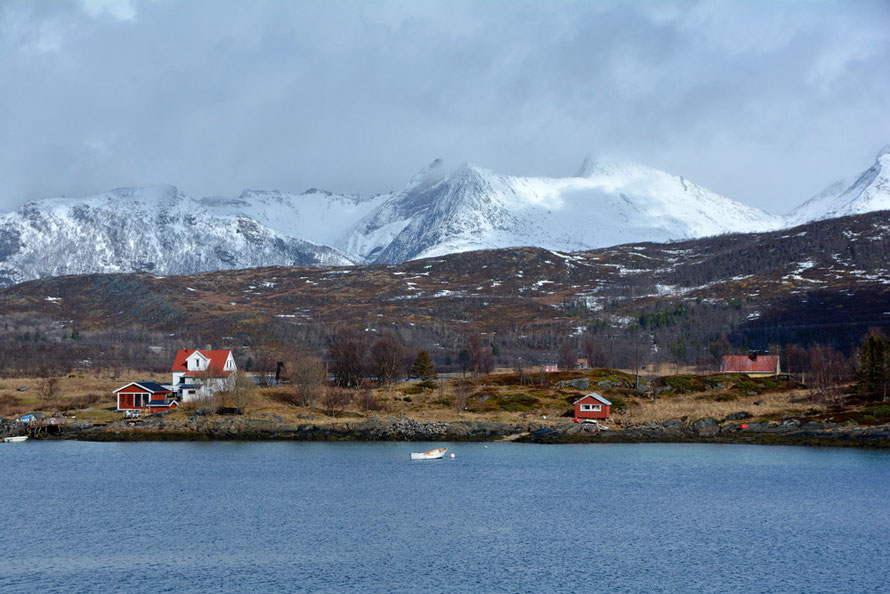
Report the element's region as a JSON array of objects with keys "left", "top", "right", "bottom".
[
  {"left": 321, "top": 385, "right": 352, "bottom": 417},
  {"left": 328, "top": 328, "right": 366, "bottom": 387},
  {"left": 478, "top": 348, "right": 495, "bottom": 375},
  {"left": 453, "top": 380, "right": 471, "bottom": 414},
  {"left": 808, "top": 344, "right": 849, "bottom": 404},
  {"left": 38, "top": 374, "right": 61, "bottom": 402},
  {"left": 228, "top": 372, "right": 256, "bottom": 414},
  {"left": 289, "top": 355, "right": 326, "bottom": 407},
  {"left": 583, "top": 337, "right": 606, "bottom": 369},
  {"left": 356, "top": 382, "right": 383, "bottom": 415},
  {"left": 558, "top": 342, "right": 576, "bottom": 371},
  {"left": 370, "top": 333, "right": 405, "bottom": 386},
  {"left": 458, "top": 349, "right": 472, "bottom": 377},
  {"left": 514, "top": 357, "right": 527, "bottom": 386},
  {"left": 467, "top": 335, "right": 482, "bottom": 377}
]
